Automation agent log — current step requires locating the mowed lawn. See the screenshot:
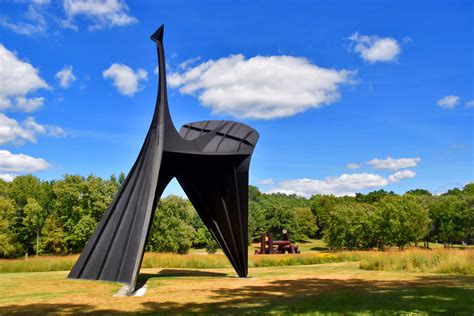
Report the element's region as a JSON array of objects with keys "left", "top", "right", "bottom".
[{"left": 1, "top": 262, "right": 473, "bottom": 315}]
